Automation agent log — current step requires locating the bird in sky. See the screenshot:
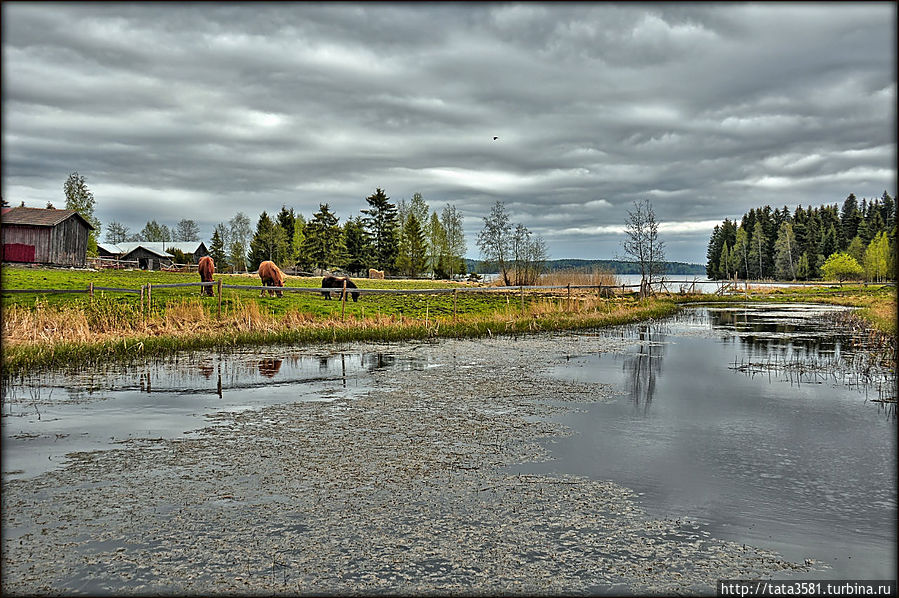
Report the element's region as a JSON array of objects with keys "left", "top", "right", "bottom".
[{"left": 493, "top": 136, "right": 499, "bottom": 140}]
